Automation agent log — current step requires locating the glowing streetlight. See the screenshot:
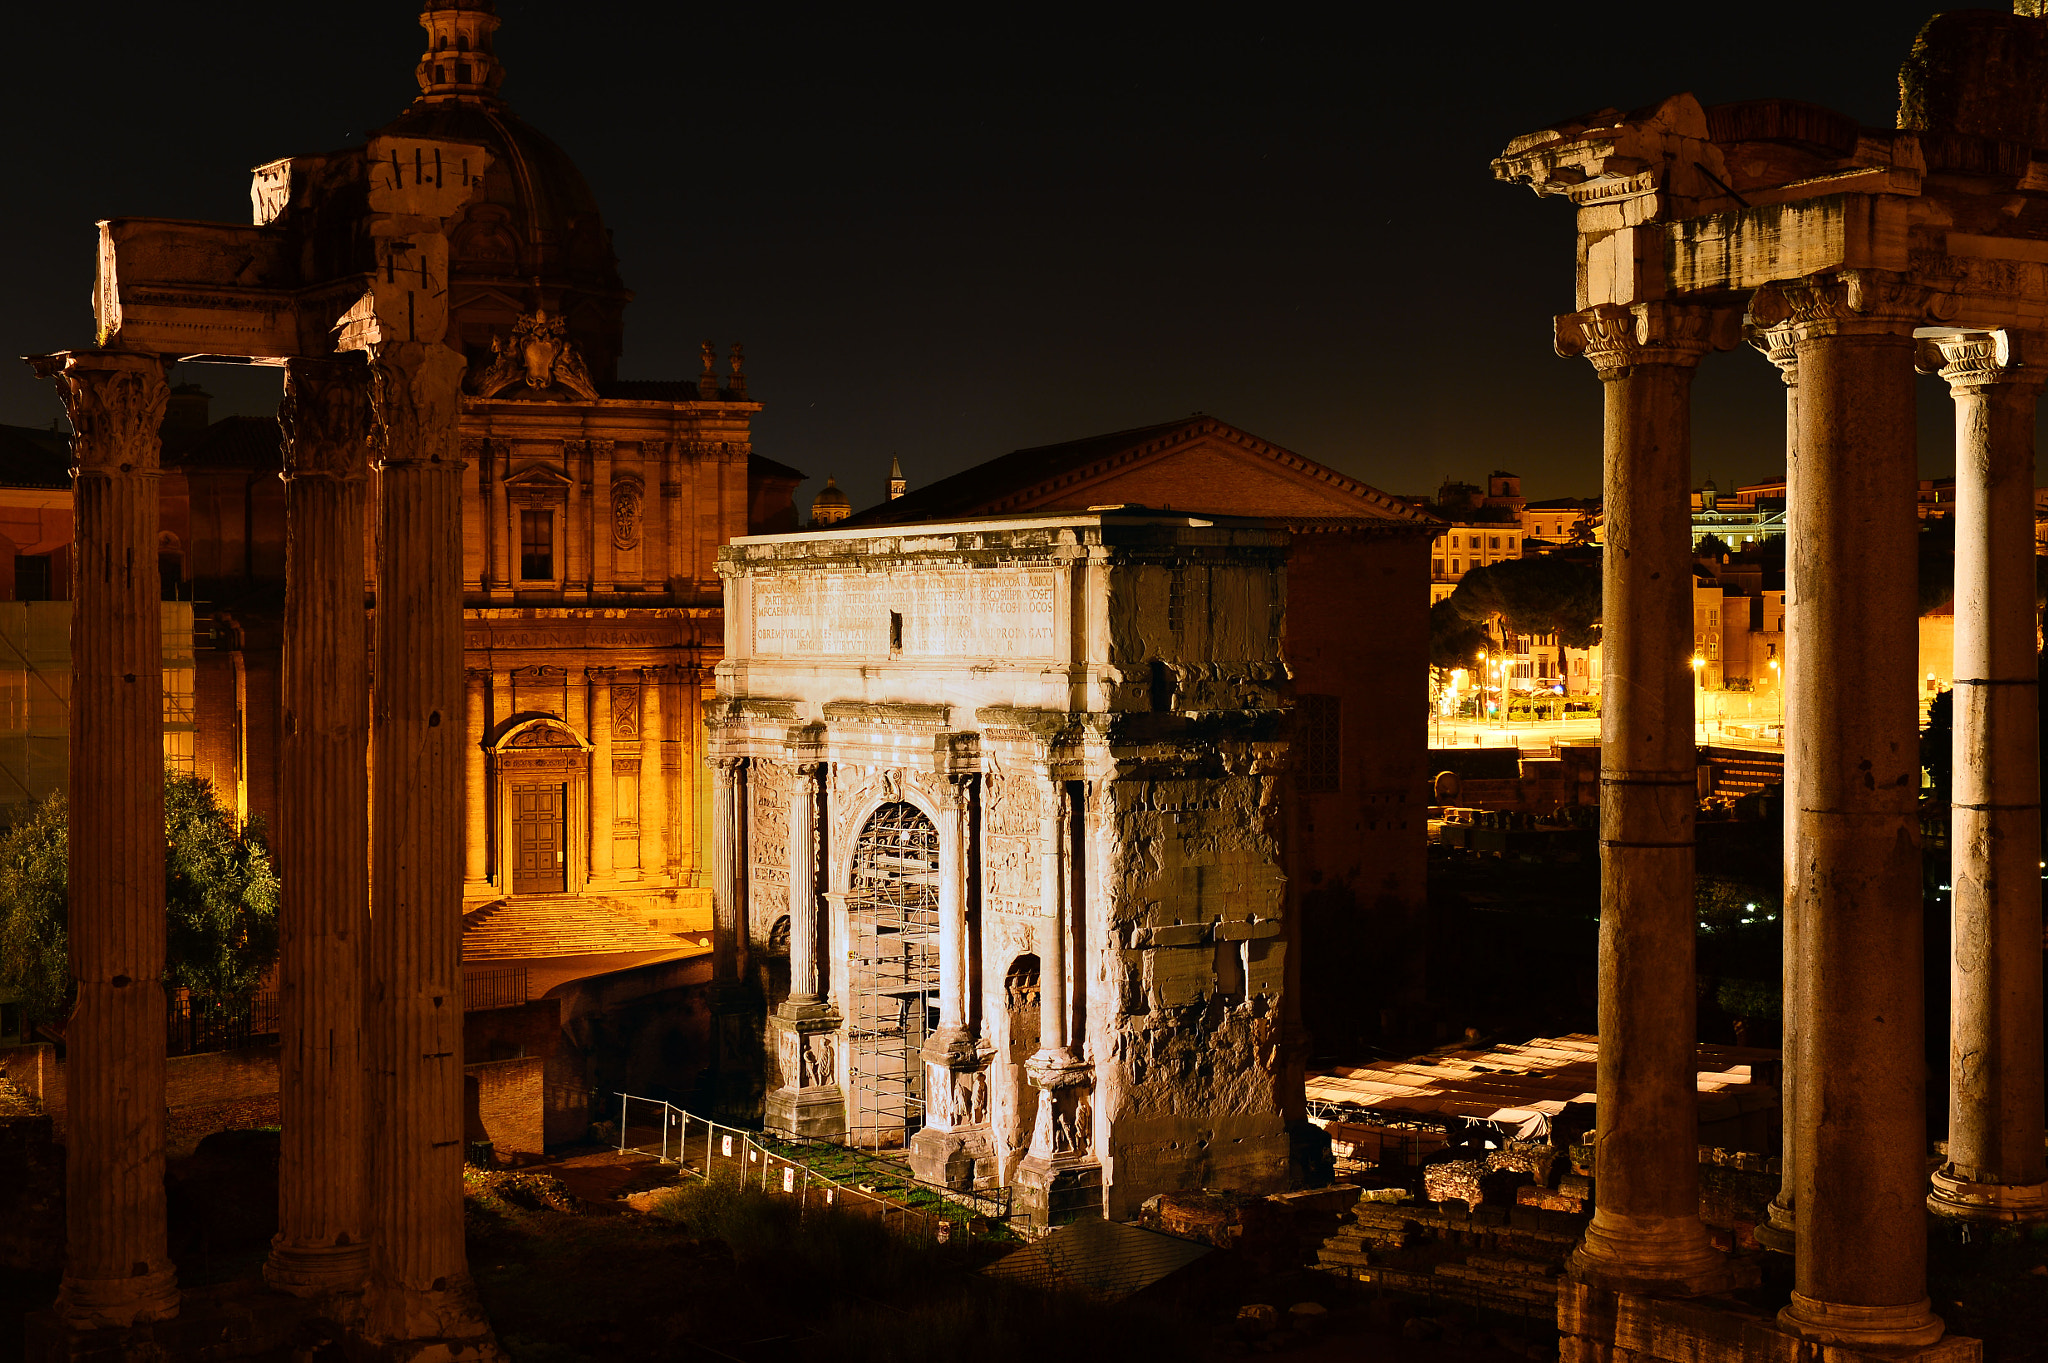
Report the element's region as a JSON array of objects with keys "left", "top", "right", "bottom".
[{"left": 1768, "top": 656, "right": 1782, "bottom": 737}]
